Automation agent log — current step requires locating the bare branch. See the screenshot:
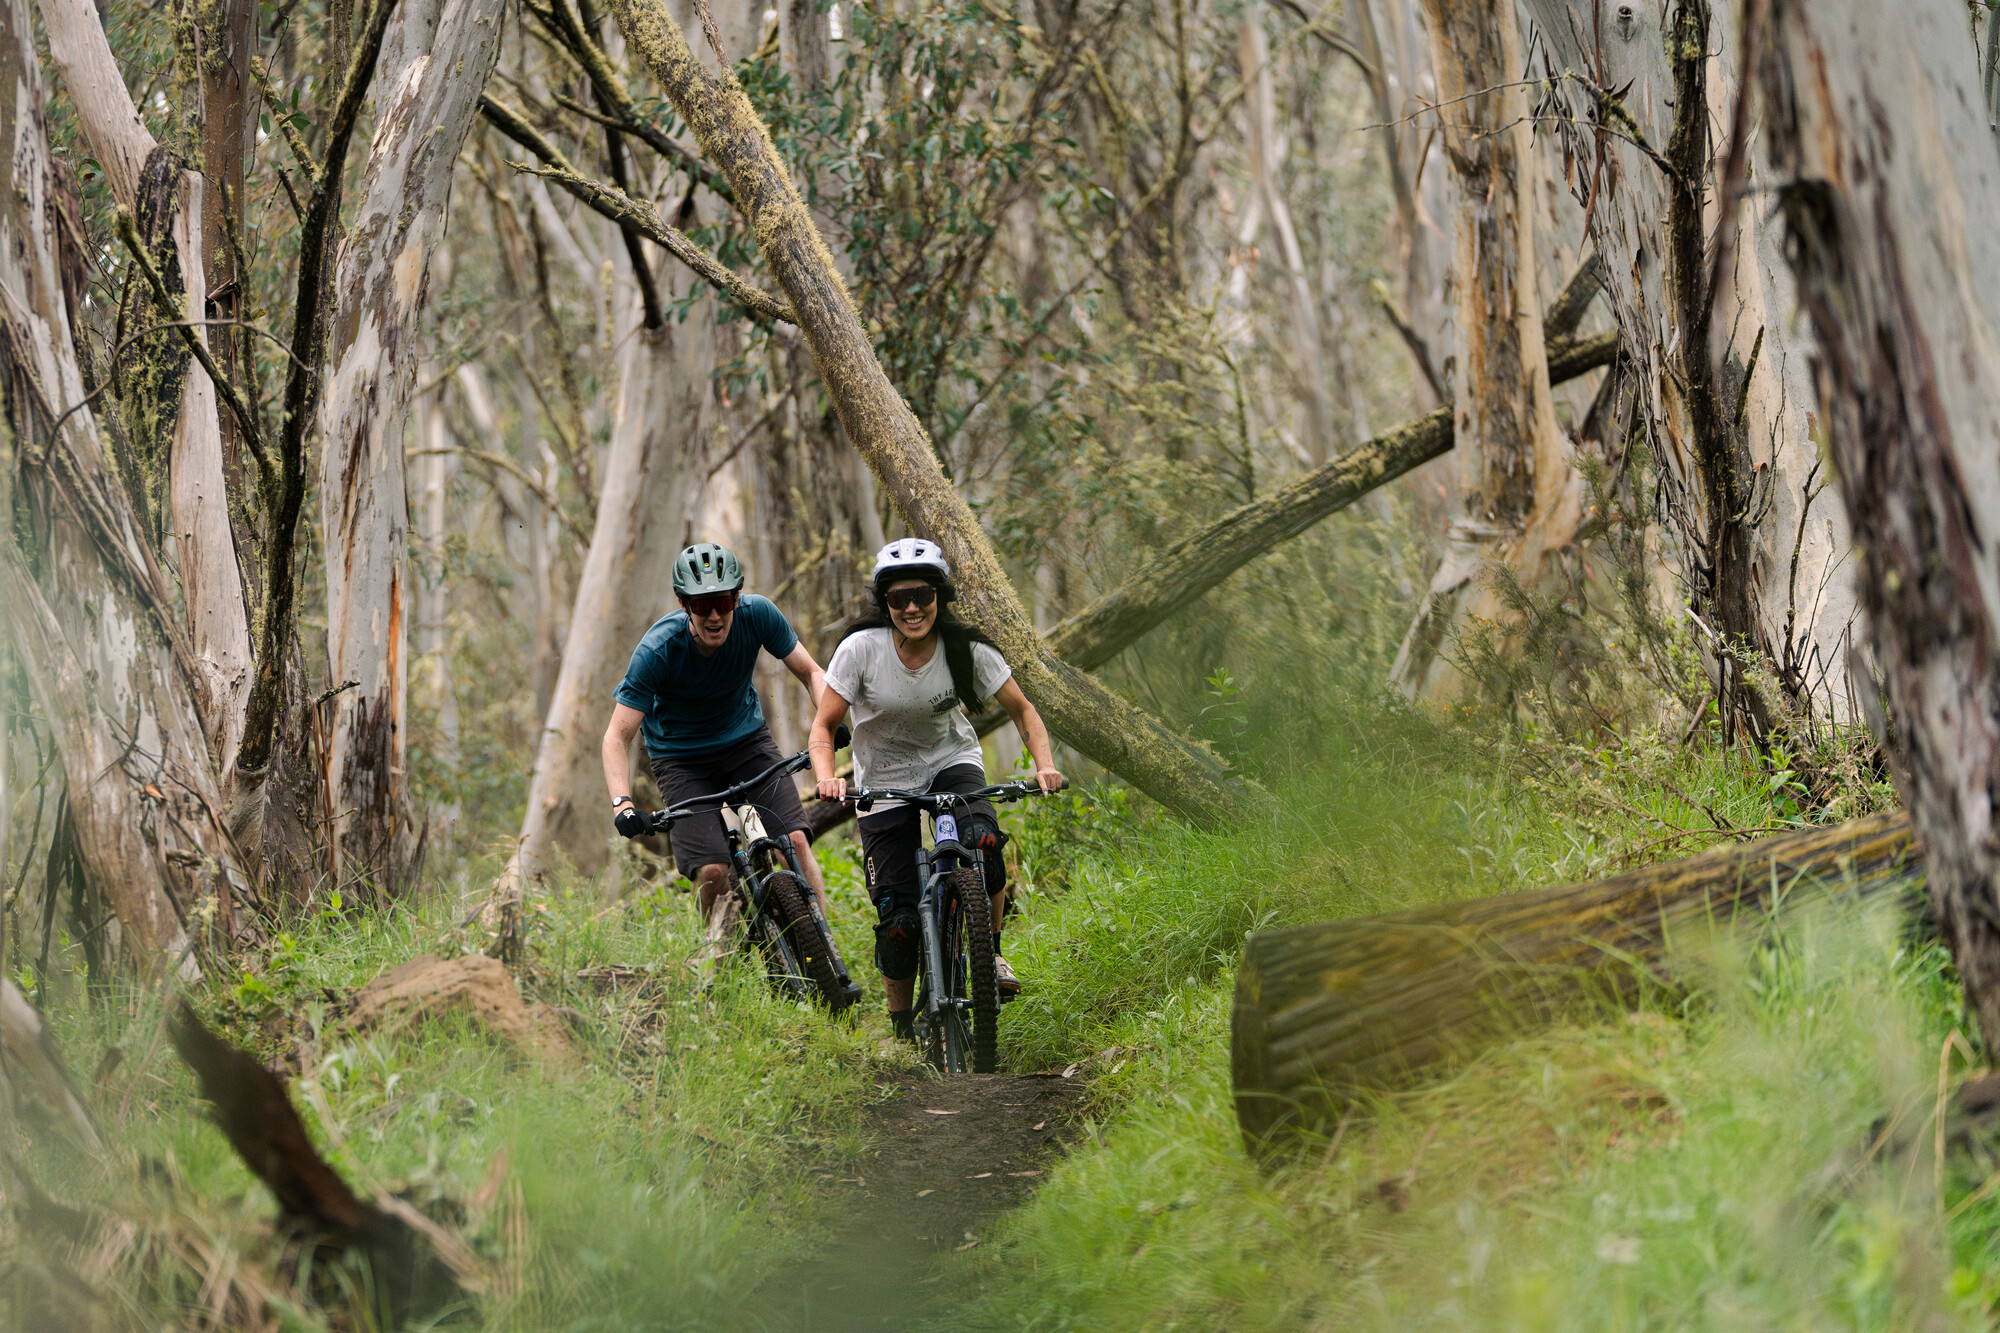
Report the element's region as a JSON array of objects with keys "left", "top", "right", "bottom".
[{"left": 479, "top": 94, "right": 795, "bottom": 324}]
